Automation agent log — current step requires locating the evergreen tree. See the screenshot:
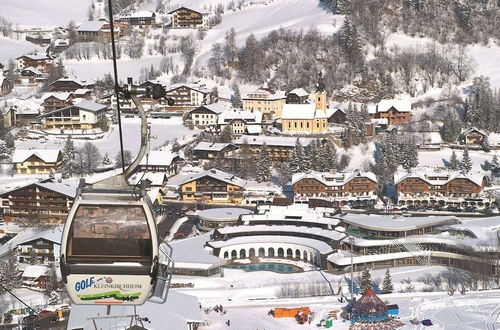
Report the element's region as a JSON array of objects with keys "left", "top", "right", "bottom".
[
  {"left": 491, "top": 154, "right": 499, "bottom": 176},
  {"left": 449, "top": 151, "right": 459, "bottom": 170},
  {"left": 360, "top": 267, "right": 372, "bottom": 295},
  {"left": 461, "top": 147, "right": 472, "bottom": 174},
  {"left": 481, "top": 136, "right": 491, "bottom": 152},
  {"left": 338, "top": 154, "right": 350, "bottom": 171},
  {"left": 4, "top": 132, "right": 14, "bottom": 149},
  {"left": 256, "top": 143, "right": 272, "bottom": 182},
  {"left": 231, "top": 84, "right": 243, "bottom": 108},
  {"left": 320, "top": 140, "right": 337, "bottom": 172},
  {"left": 277, "top": 162, "right": 292, "bottom": 185},
  {"left": 211, "top": 86, "right": 219, "bottom": 103},
  {"left": 96, "top": 115, "right": 109, "bottom": 132},
  {"left": 382, "top": 269, "right": 394, "bottom": 294},
  {"left": 102, "top": 153, "right": 112, "bottom": 165},
  {"left": 61, "top": 136, "right": 77, "bottom": 177},
  {"left": 290, "top": 139, "right": 305, "bottom": 174},
  {"left": 376, "top": 134, "right": 399, "bottom": 184},
  {"left": 338, "top": 15, "right": 362, "bottom": 64},
  {"left": 441, "top": 115, "right": 462, "bottom": 143},
  {"left": 400, "top": 137, "right": 418, "bottom": 171},
  {"left": 219, "top": 125, "right": 234, "bottom": 143},
  {"left": 115, "top": 150, "right": 132, "bottom": 169},
  {"left": 171, "top": 139, "right": 181, "bottom": 152}
]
